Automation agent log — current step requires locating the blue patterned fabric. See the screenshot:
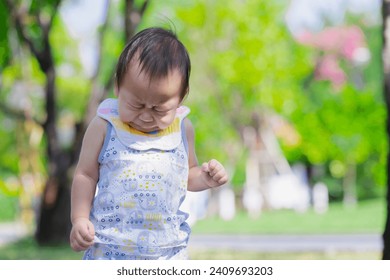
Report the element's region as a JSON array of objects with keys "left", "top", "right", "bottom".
[{"left": 83, "top": 99, "right": 191, "bottom": 260}]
